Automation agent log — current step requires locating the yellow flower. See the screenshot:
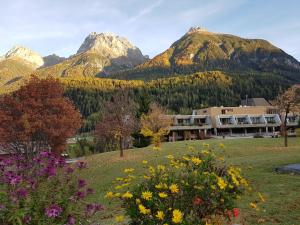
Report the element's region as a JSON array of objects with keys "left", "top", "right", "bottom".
[
  {"left": 115, "top": 185, "right": 123, "bottom": 190},
  {"left": 142, "top": 160, "right": 148, "bottom": 164},
  {"left": 203, "top": 143, "right": 209, "bottom": 148},
  {"left": 258, "top": 192, "right": 266, "bottom": 202},
  {"left": 166, "top": 155, "right": 174, "bottom": 160},
  {"left": 217, "top": 177, "right": 227, "bottom": 190},
  {"left": 219, "top": 143, "right": 225, "bottom": 148},
  {"left": 115, "top": 215, "right": 124, "bottom": 222},
  {"left": 114, "top": 192, "right": 121, "bottom": 197},
  {"left": 169, "top": 184, "right": 179, "bottom": 193},
  {"left": 156, "top": 211, "right": 165, "bottom": 220},
  {"left": 138, "top": 204, "right": 150, "bottom": 214},
  {"left": 122, "top": 191, "right": 133, "bottom": 199},
  {"left": 143, "top": 175, "right": 151, "bottom": 180},
  {"left": 135, "top": 198, "right": 141, "bottom": 204},
  {"left": 191, "top": 157, "right": 202, "bottom": 165},
  {"left": 124, "top": 168, "right": 135, "bottom": 173},
  {"left": 157, "top": 165, "right": 165, "bottom": 171},
  {"left": 105, "top": 191, "right": 114, "bottom": 199},
  {"left": 142, "top": 191, "right": 152, "bottom": 200},
  {"left": 152, "top": 146, "right": 161, "bottom": 151},
  {"left": 250, "top": 202, "right": 259, "bottom": 211},
  {"left": 172, "top": 209, "right": 183, "bottom": 223},
  {"left": 148, "top": 166, "right": 155, "bottom": 174},
  {"left": 182, "top": 156, "right": 190, "bottom": 161},
  {"left": 158, "top": 192, "right": 168, "bottom": 198}
]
